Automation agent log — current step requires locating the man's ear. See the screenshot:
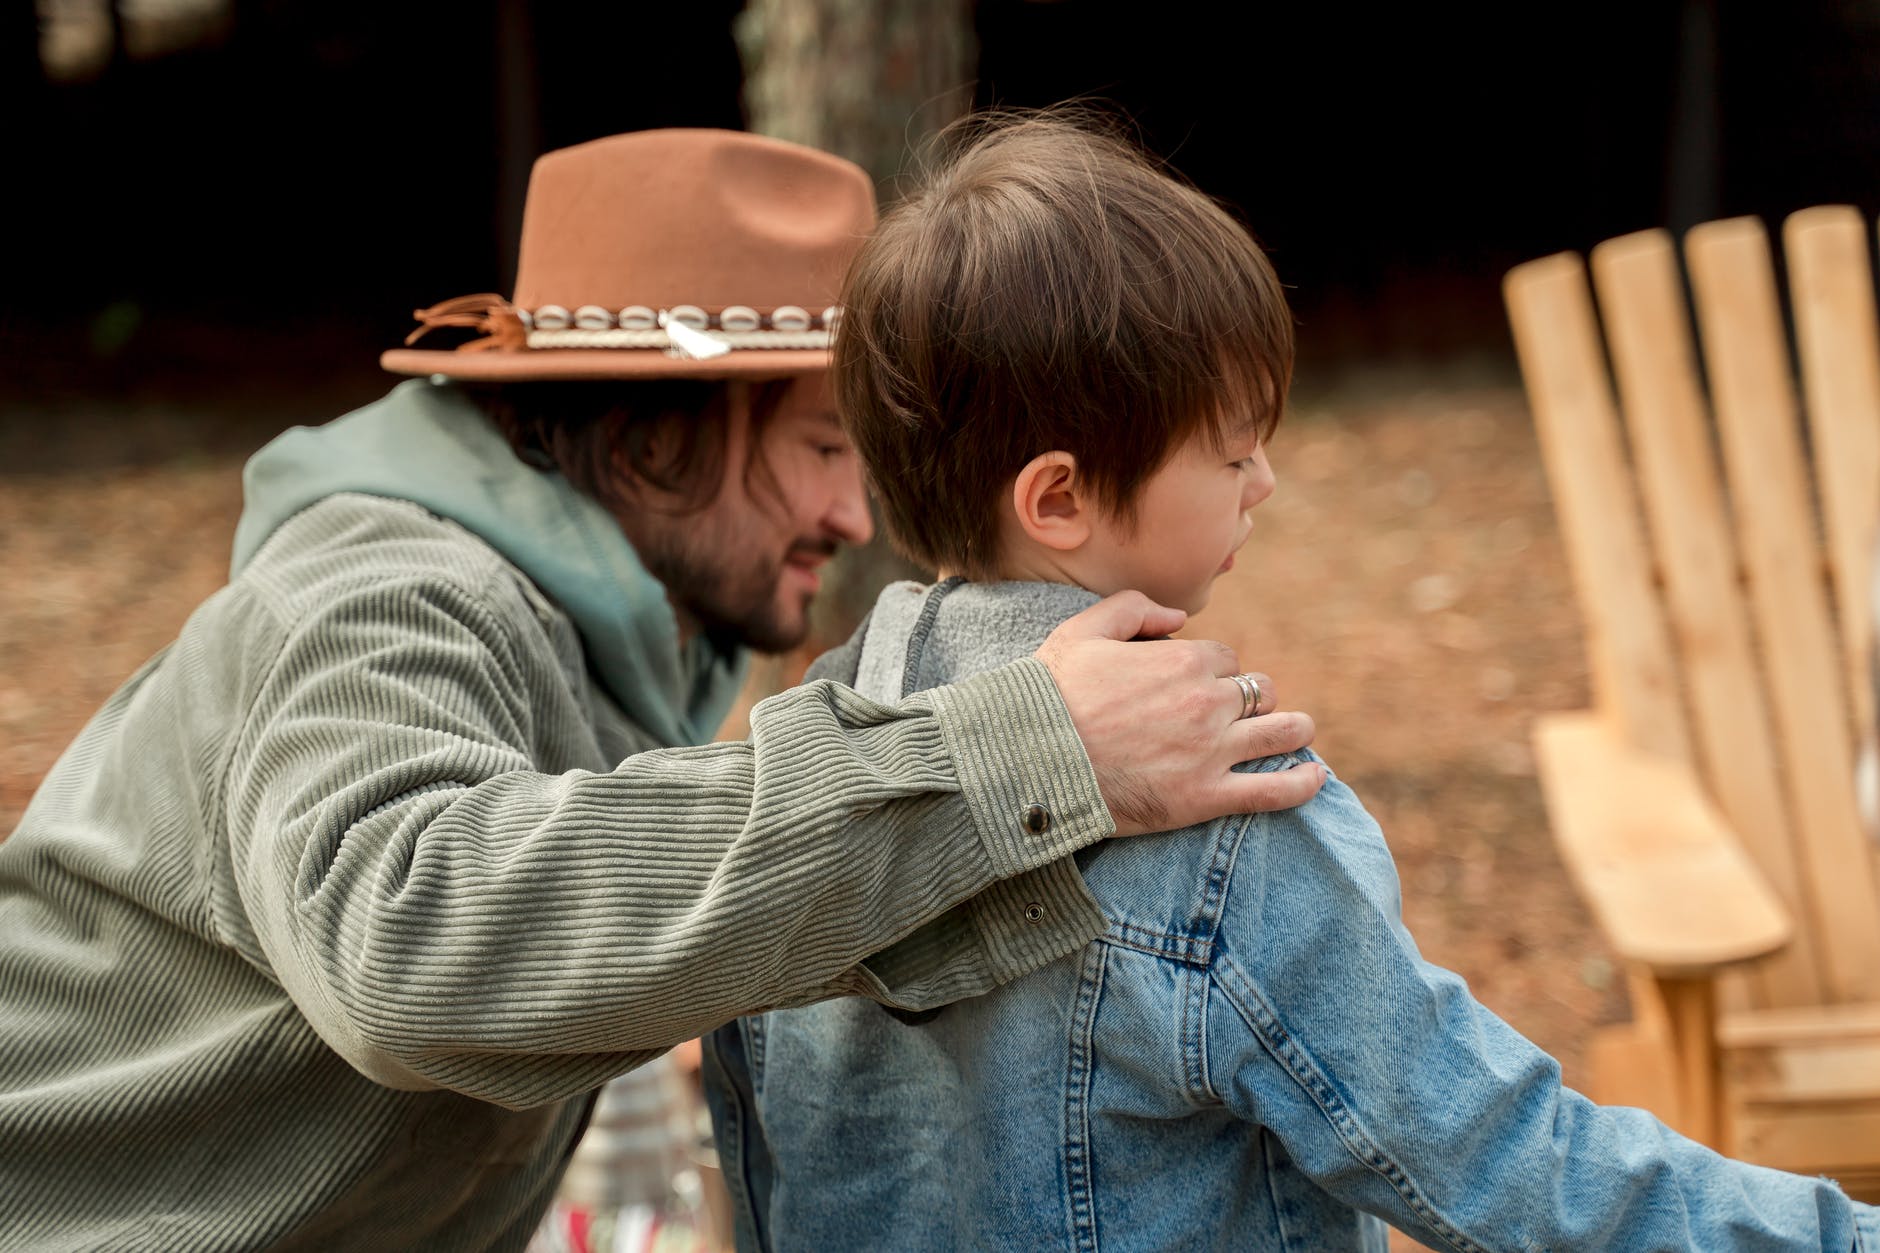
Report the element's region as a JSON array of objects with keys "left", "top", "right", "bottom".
[
  {"left": 1012, "top": 451, "right": 1092, "bottom": 552},
  {"left": 609, "top": 403, "right": 701, "bottom": 507},
  {"left": 609, "top": 440, "right": 655, "bottom": 507}
]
